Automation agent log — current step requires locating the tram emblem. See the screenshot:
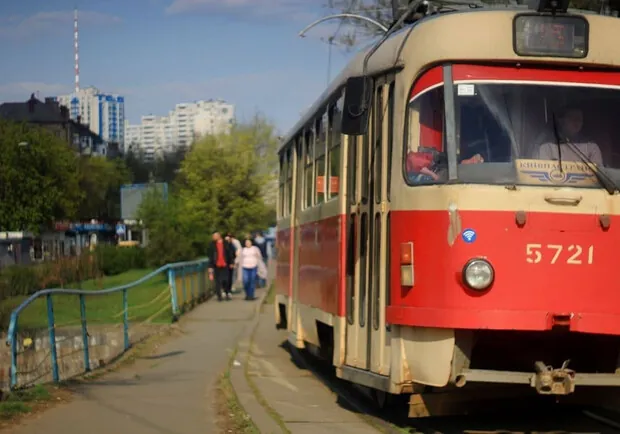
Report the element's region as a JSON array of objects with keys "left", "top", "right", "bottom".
[{"left": 516, "top": 159, "right": 597, "bottom": 186}]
